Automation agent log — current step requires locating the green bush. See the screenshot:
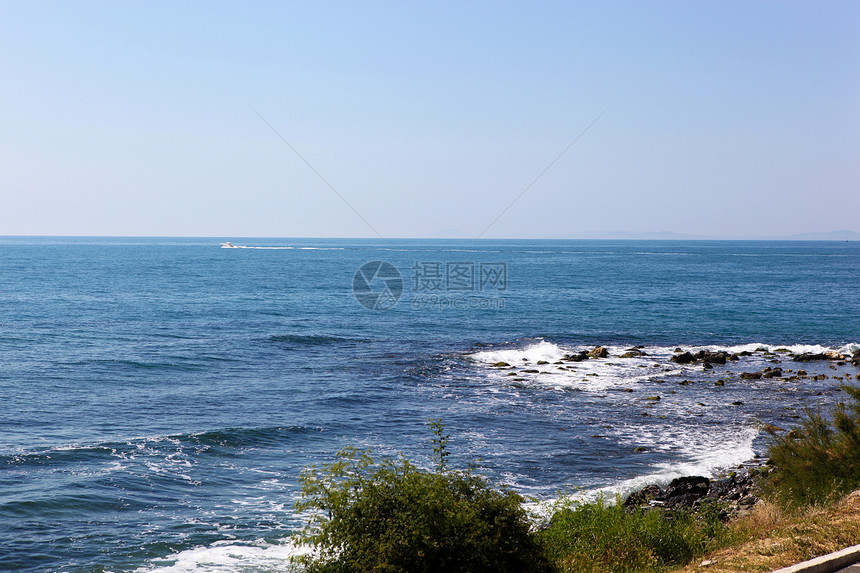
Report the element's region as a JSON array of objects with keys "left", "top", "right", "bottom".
[
  {"left": 765, "top": 384, "right": 860, "bottom": 508},
  {"left": 536, "top": 496, "right": 729, "bottom": 573},
  {"left": 293, "top": 437, "right": 550, "bottom": 572}
]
